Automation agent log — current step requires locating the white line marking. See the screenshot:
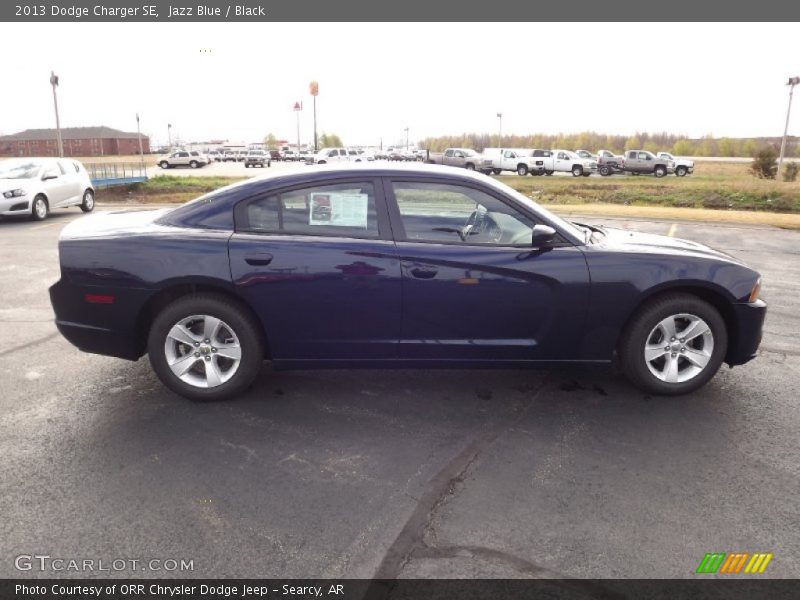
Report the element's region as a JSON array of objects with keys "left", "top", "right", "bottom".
[{"left": 667, "top": 223, "right": 677, "bottom": 237}]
